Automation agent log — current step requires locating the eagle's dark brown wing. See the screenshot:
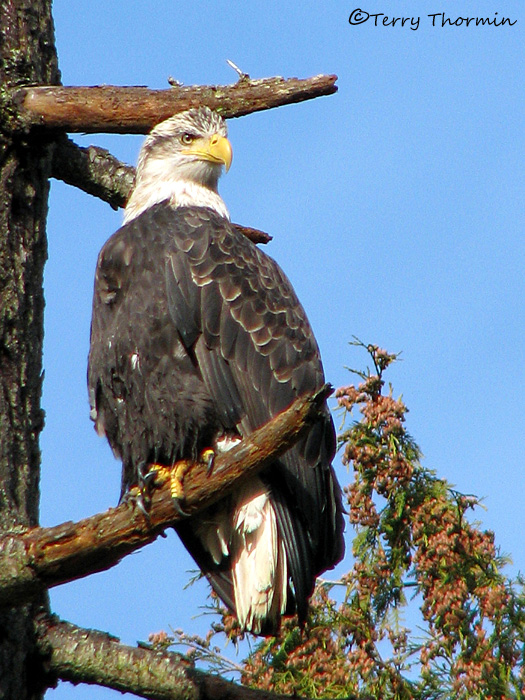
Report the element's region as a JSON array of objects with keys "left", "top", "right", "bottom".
[{"left": 88, "top": 203, "right": 344, "bottom": 625}]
